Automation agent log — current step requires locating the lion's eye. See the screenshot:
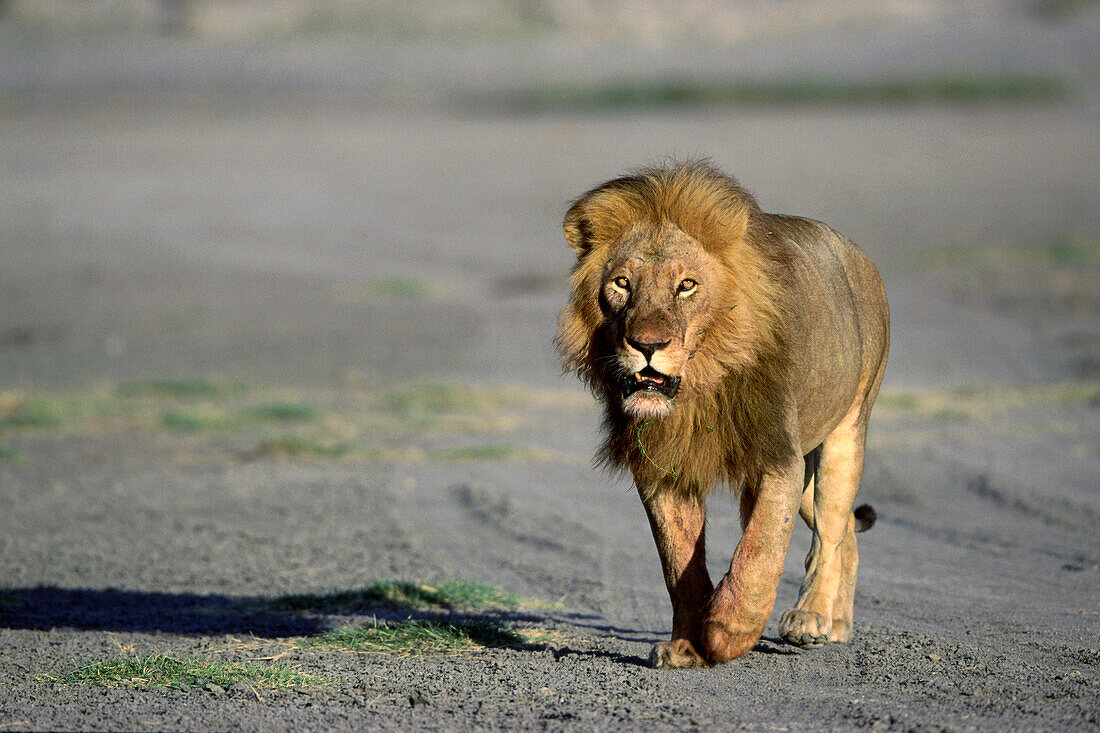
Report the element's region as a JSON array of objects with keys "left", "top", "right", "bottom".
[
  {"left": 677, "top": 279, "right": 698, "bottom": 296},
  {"left": 612, "top": 276, "right": 630, "bottom": 291}
]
